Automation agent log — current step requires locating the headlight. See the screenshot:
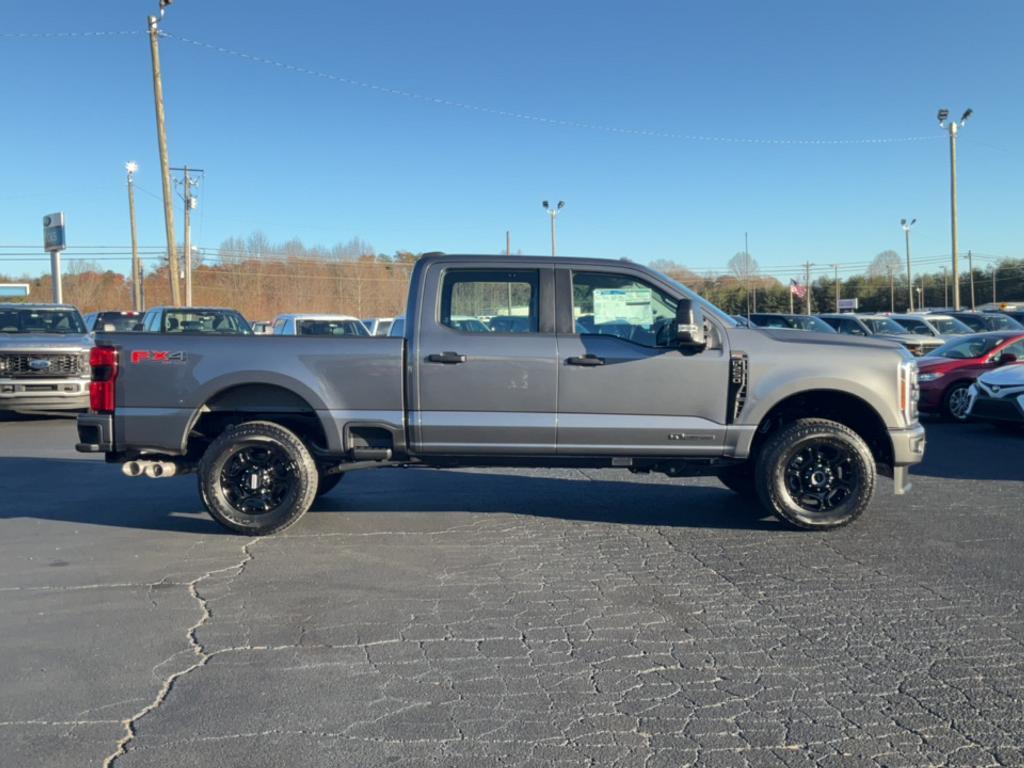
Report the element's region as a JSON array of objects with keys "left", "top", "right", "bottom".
[{"left": 918, "top": 372, "right": 944, "bottom": 382}]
